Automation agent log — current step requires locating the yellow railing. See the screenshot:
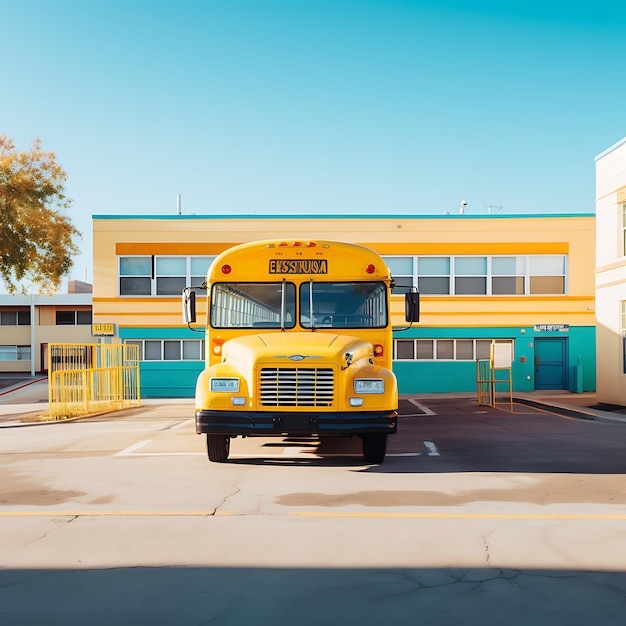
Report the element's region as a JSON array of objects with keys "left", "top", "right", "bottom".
[
  {"left": 48, "top": 343, "right": 140, "bottom": 419},
  {"left": 476, "top": 358, "right": 513, "bottom": 412}
]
